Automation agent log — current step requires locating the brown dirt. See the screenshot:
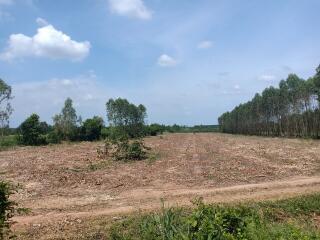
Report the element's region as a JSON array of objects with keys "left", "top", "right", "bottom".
[{"left": 0, "top": 133, "right": 320, "bottom": 239}]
